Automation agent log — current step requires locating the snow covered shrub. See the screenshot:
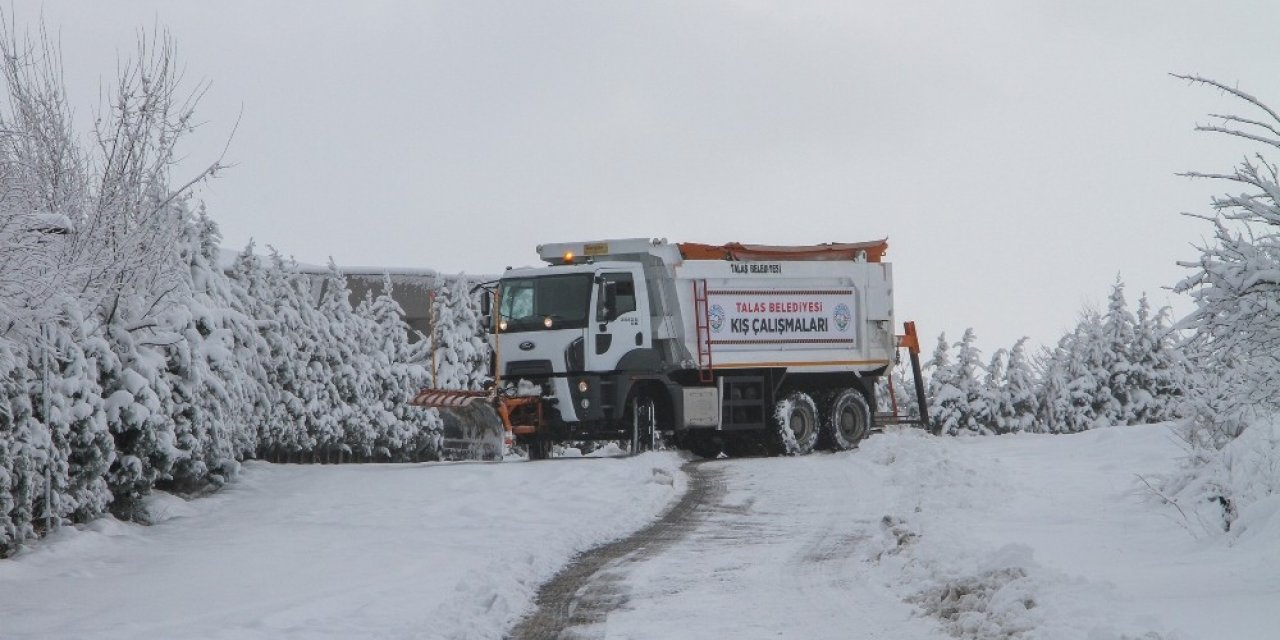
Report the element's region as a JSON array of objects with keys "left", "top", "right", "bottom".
[
  {"left": 0, "top": 20, "right": 462, "bottom": 551},
  {"left": 1161, "top": 415, "right": 1280, "bottom": 535}
]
